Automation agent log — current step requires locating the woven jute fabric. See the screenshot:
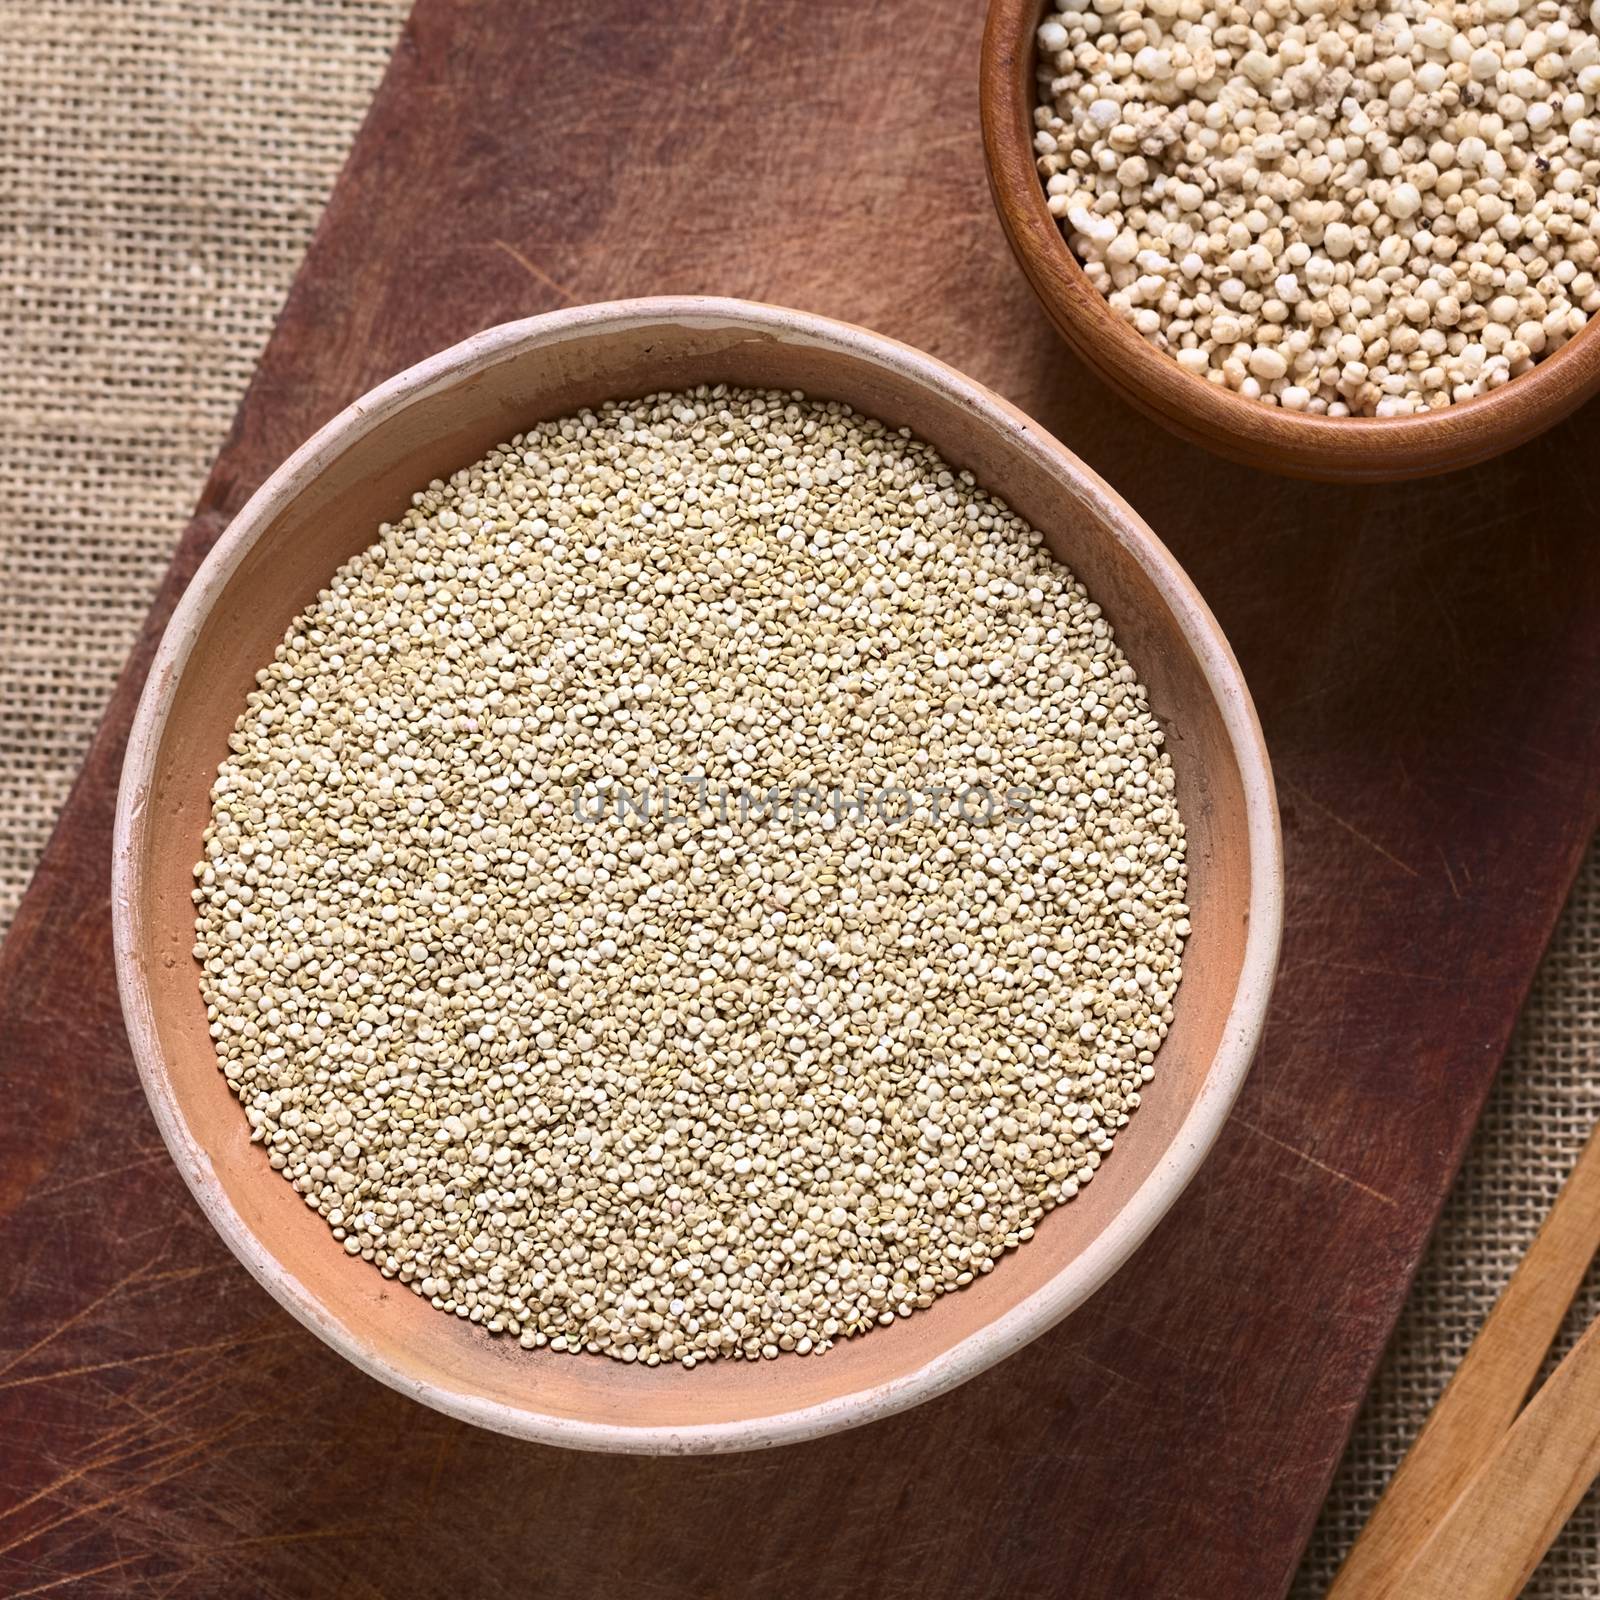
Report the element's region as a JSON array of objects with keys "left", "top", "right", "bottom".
[
  {"left": 0, "top": 0, "right": 408, "bottom": 931},
  {"left": 1, "top": 4, "right": 1597, "bottom": 1594}
]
